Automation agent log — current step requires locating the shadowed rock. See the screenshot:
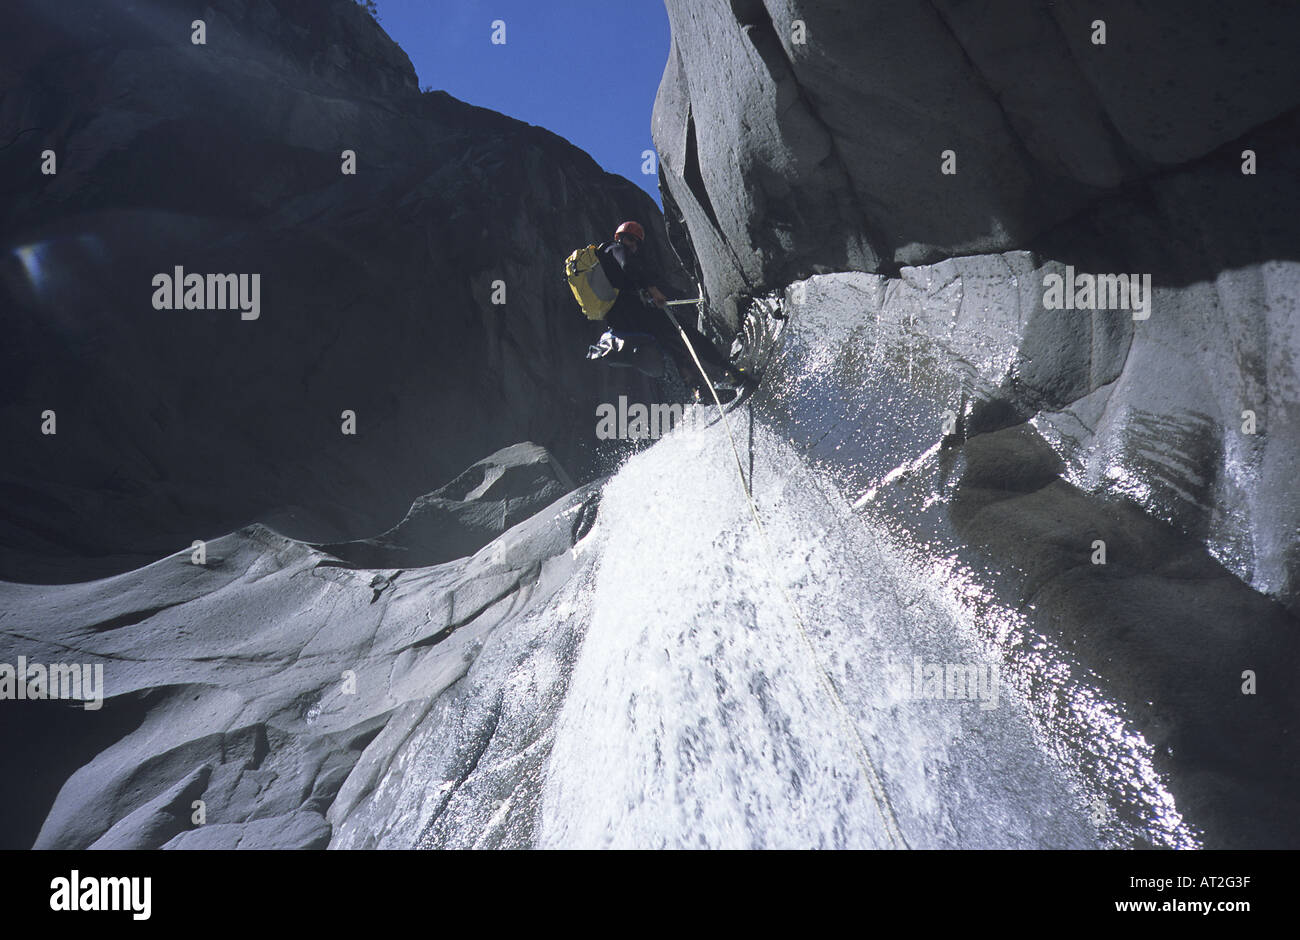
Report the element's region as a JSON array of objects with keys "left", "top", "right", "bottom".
[
  {"left": 0, "top": 444, "right": 602, "bottom": 850},
  {"left": 317, "top": 443, "right": 577, "bottom": 569},
  {"left": 0, "top": 0, "right": 684, "bottom": 583}
]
